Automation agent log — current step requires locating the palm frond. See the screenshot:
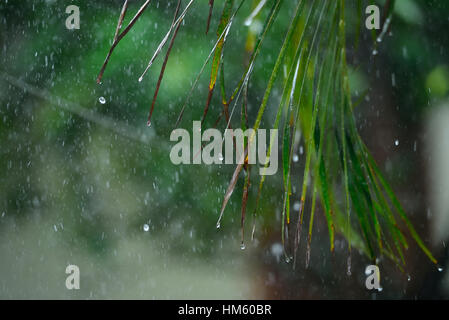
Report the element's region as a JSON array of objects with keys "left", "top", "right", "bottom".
[{"left": 97, "top": 0, "right": 437, "bottom": 270}]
